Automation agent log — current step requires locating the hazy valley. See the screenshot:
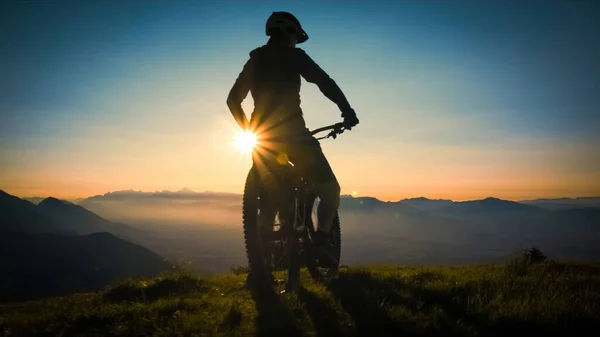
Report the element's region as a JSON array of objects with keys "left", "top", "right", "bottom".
[{"left": 18, "top": 189, "right": 600, "bottom": 272}]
